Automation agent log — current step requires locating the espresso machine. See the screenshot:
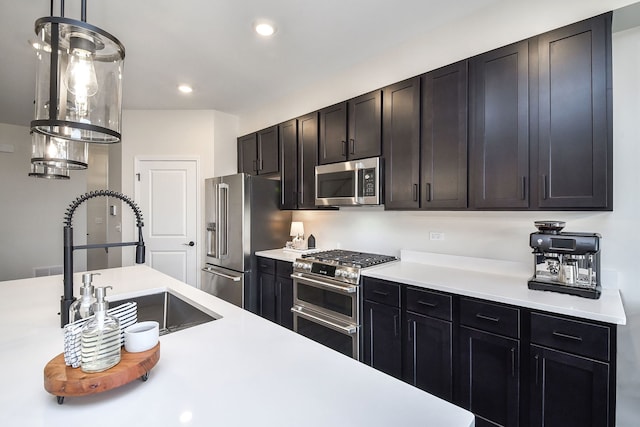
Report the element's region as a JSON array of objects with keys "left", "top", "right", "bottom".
[{"left": 528, "top": 221, "right": 602, "bottom": 299}]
